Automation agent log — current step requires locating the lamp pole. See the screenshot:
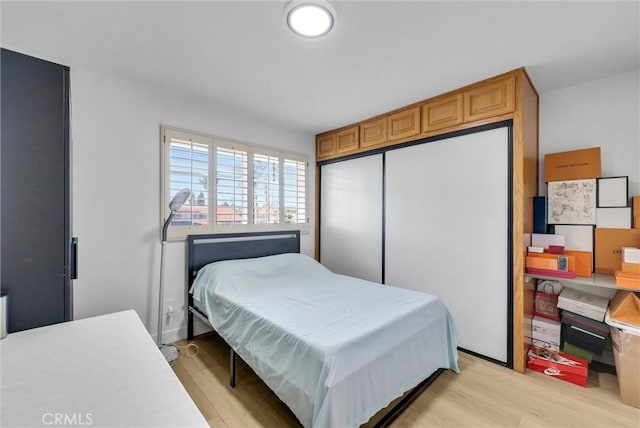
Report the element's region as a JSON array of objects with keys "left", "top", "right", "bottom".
[{"left": 157, "top": 188, "right": 191, "bottom": 363}]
